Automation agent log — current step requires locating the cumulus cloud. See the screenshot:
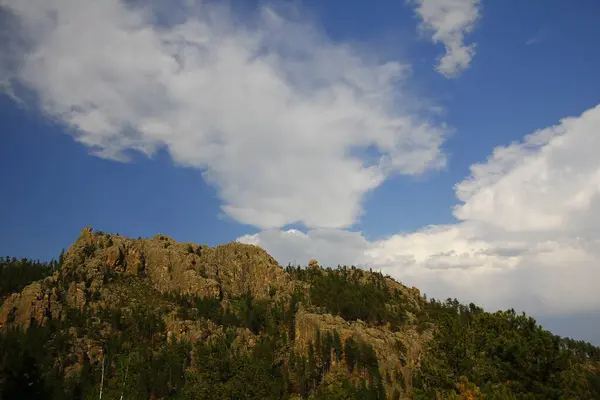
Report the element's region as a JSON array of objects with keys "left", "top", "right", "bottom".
[
  {"left": 238, "top": 228, "right": 372, "bottom": 269},
  {"left": 455, "top": 105, "right": 600, "bottom": 234},
  {"left": 239, "top": 104, "right": 600, "bottom": 317},
  {"left": 0, "top": 0, "right": 446, "bottom": 230},
  {"left": 409, "top": 0, "right": 481, "bottom": 77}
]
